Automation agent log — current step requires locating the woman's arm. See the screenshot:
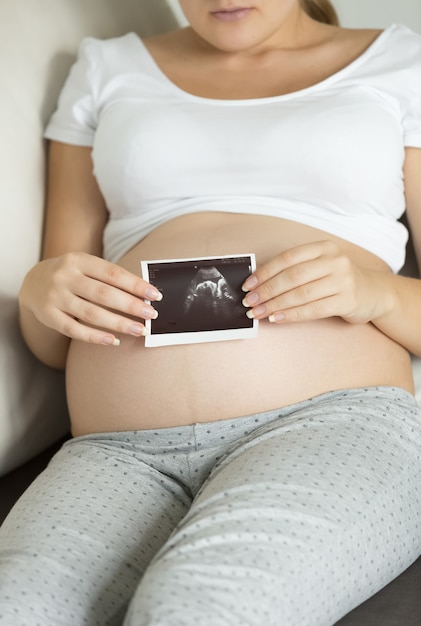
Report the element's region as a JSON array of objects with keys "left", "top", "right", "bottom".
[
  {"left": 242, "top": 147, "right": 421, "bottom": 357},
  {"left": 19, "top": 142, "right": 104, "bottom": 368},
  {"left": 368, "top": 147, "right": 421, "bottom": 354},
  {"left": 404, "top": 148, "right": 421, "bottom": 274},
  {"left": 19, "top": 141, "right": 161, "bottom": 369}
]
